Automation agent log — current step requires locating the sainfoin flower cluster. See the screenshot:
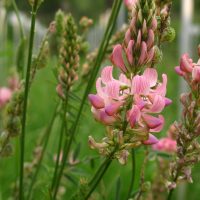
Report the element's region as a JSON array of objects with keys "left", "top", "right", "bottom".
[{"left": 87, "top": 0, "right": 172, "bottom": 164}]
